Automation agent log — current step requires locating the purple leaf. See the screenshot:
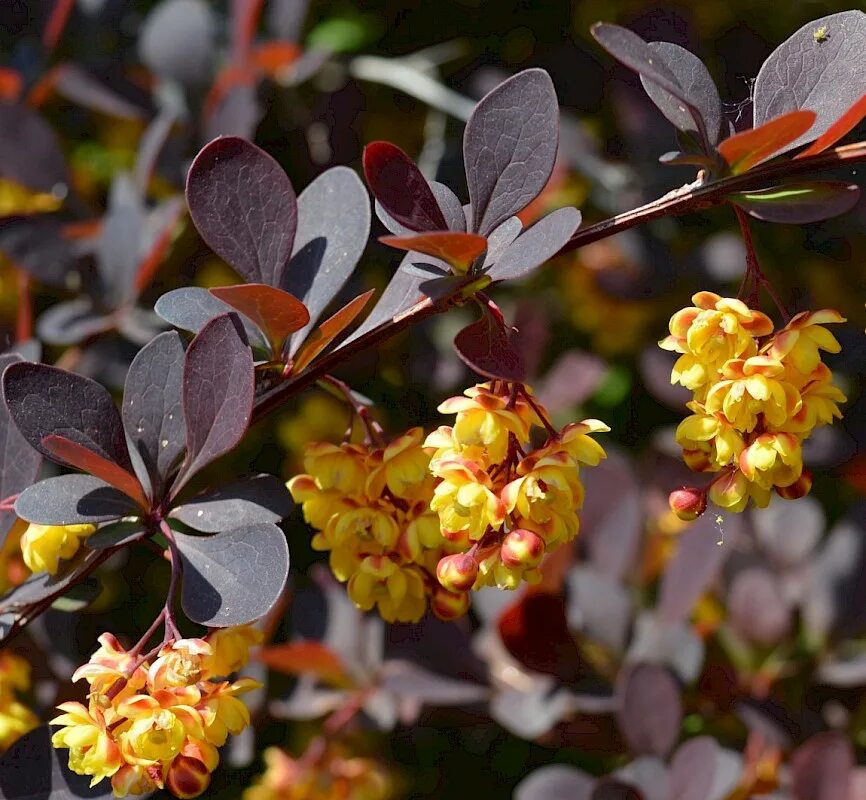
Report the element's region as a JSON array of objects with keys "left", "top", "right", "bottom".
[
  {"left": 186, "top": 137, "right": 297, "bottom": 287},
  {"left": 731, "top": 182, "right": 860, "bottom": 224},
  {"left": 616, "top": 663, "right": 682, "bottom": 758},
  {"left": 453, "top": 308, "right": 526, "bottom": 382},
  {"left": 363, "top": 142, "right": 448, "bottom": 232},
  {"left": 122, "top": 331, "right": 186, "bottom": 500},
  {"left": 175, "top": 523, "right": 289, "bottom": 627},
  {"left": 139, "top": 0, "right": 216, "bottom": 87},
  {"left": 488, "top": 207, "right": 581, "bottom": 282},
  {"left": 515, "top": 765, "right": 595, "bottom": 800},
  {"left": 430, "top": 182, "right": 466, "bottom": 231},
  {"left": 96, "top": 174, "right": 146, "bottom": 308},
  {"left": 0, "top": 102, "right": 68, "bottom": 193},
  {"left": 592, "top": 780, "right": 644, "bottom": 800},
  {"left": 52, "top": 65, "right": 147, "bottom": 120},
  {"left": 669, "top": 737, "right": 719, "bottom": 800},
  {"left": 378, "top": 660, "right": 487, "bottom": 706},
  {"left": 482, "top": 217, "right": 522, "bottom": 269},
  {"left": 267, "top": 0, "right": 309, "bottom": 42},
  {"left": 0, "top": 217, "right": 81, "bottom": 288},
  {"left": 134, "top": 111, "right": 176, "bottom": 194},
  {"left": 86, "top": 521, "right": 148, "bottom": 551},
  {"left": 537, "top": 350, "right": 608, "bottom": 413},
  {"left": 170, "top": 474, "right": 291, "bottom": 532},
  {"left": 641, "top": 42, "right": 724, "bottom": 146},
  {"left": 14, "top": 475, "right": 135, "bottom": 526},
  {"left": 203, "top": 82, "right": 262, "bottom": 142},
  {"left": 566, "top": 566, "right": 632, "bottom": 652},
  {"left": 658, "top": 512, "right": 740, "bottom": 625},
  {"left": 753, "top": 496, "right": 823, "bottom": 567},
  {"left": 154, "top": 287, "right": 269, "bottom": 352},
  {"left": 753, "top": 11, "right": 866, "bottom": 153},
  {"left": 464, "top": 69, "right": 559, "bottom": 236},
  {"left": 36, "top": 299, "right": 113, "bottom": 346},
  {"left": 3, "top": 362, "right": 132, "bottom": 471},
  {"left": 727, "top": 567, "right": 792, "bottom": 646},
  {"left": 791, "top": 731, "right": 854, "bottom": 800},
  {"left": 175, "top": 313, "right": 254, "bottom": 492},
  {"left": 283, "top": 166, "right": 370, "bottom": 352},
  {"left": 591, "top": 24, "right": 708, "bottom": 151}
]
